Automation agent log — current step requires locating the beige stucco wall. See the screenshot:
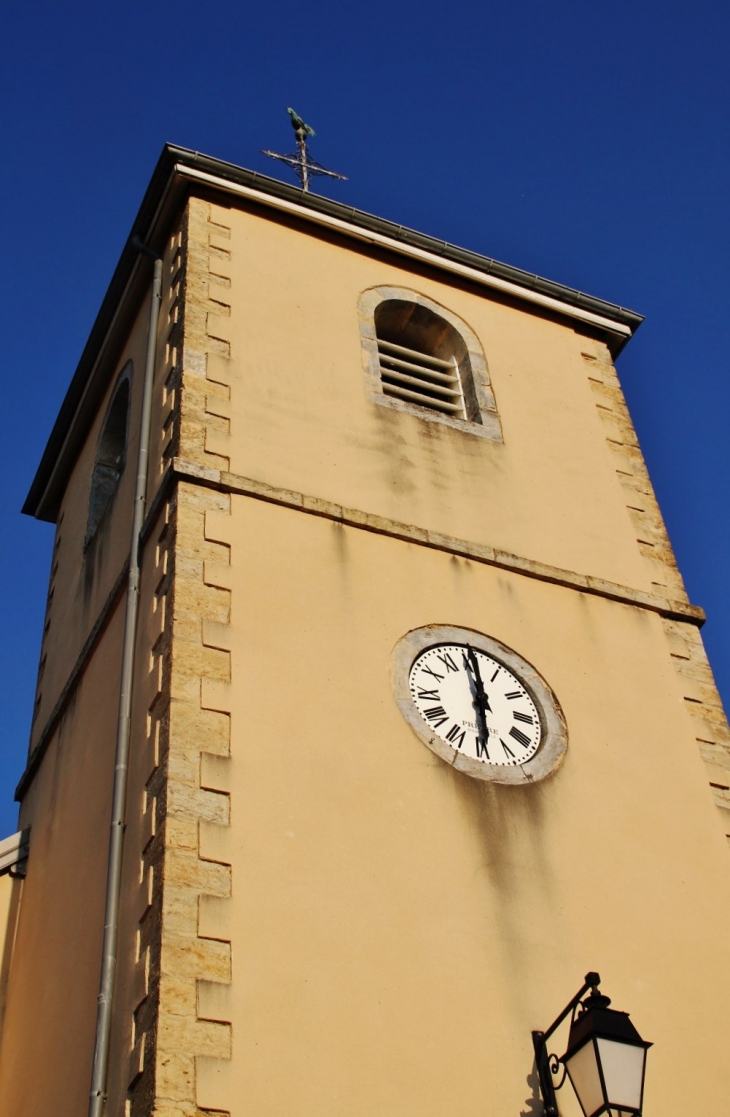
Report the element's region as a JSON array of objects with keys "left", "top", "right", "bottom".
[
  {"left": 28, "top": 218, "right": 180, "bottom": 757},
  {"left": 210, "top": 203, "right": 659, "bottom": 595},
  {"left": 198, "top": 496, "right": 730, "bottom": 1117},
  {"left": 0, "top": 419, "right": 172, "bottom": 1117},
  {"left": 28, "top": 296, "right": 150, "bottom": 752},
  {"left": 0, "top": 604, "right": 124, "bottom": 1115}
]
